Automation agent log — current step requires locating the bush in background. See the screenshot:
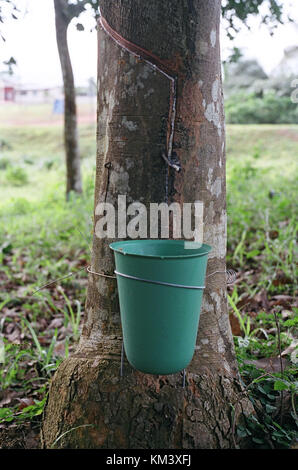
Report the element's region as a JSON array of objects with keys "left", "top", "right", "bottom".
[
  {"left": 225, "top": 91, "right": 298, "bottom": 124},
  {"left": 223, "top": 50, "right": 298, "bottom": 124}
]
